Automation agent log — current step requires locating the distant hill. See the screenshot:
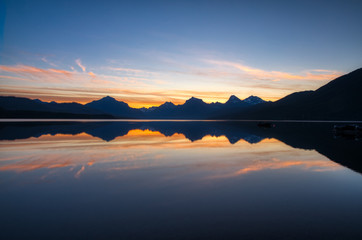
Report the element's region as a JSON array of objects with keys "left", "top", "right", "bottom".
[
  {"left": 85, "top": 96, "right": 144, "bottom": 118},
  {"left": 233, "top": 67, "right": 362, "bottom": 120},
  {"left": 0, "top": 67, "right": 361, "bottom": 120},
  {"left": 0, "top": 96, "right": 101, "bottom": 114},
  {"left": 0, "top": 108, "right": 114, "bottom": 119},
  {"left": 168, "top": 97, "right": 216, "bottom": 119},
  {"left": 0, "top": 96, "right": 115, "bottom": 119}
]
